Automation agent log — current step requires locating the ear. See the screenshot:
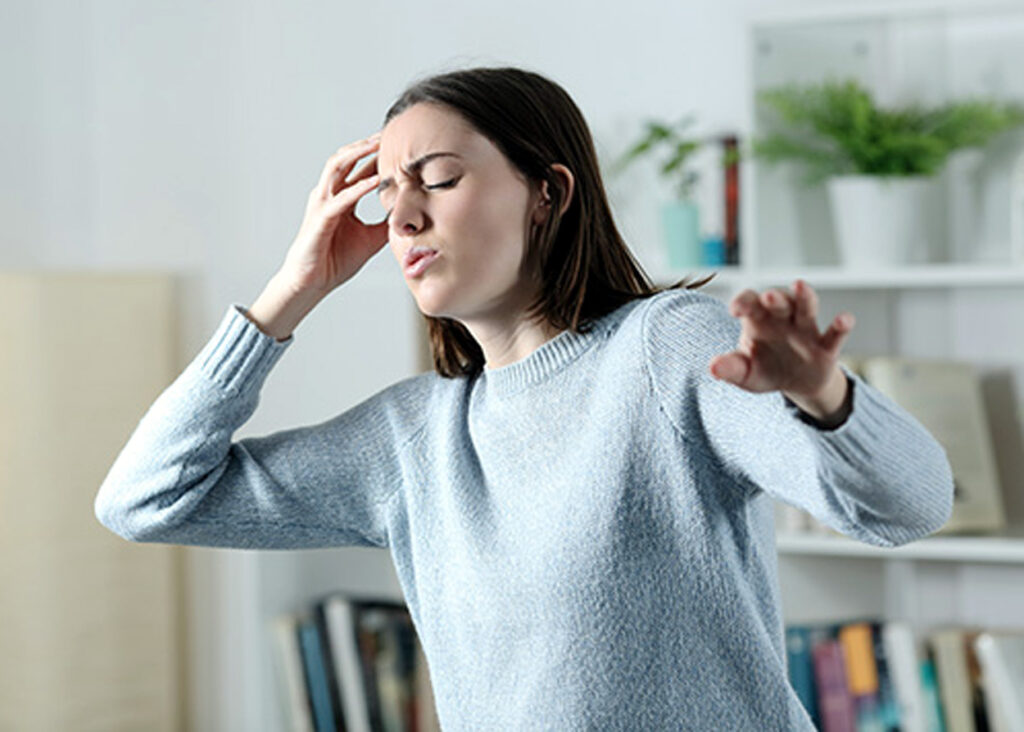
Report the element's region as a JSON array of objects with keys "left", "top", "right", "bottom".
[{"left": 532, "top": 163, "right": 575, "bottom": 224}]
